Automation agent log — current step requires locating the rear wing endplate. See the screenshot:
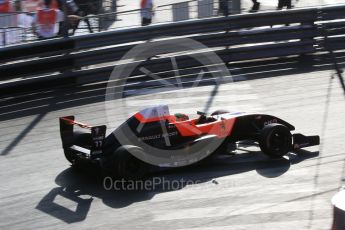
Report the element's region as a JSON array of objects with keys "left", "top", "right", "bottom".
[{"left": 59, "top": 116, "right": 106, "bottom": 158}]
